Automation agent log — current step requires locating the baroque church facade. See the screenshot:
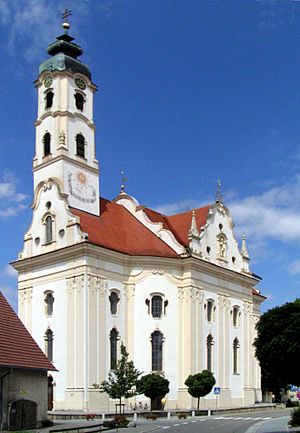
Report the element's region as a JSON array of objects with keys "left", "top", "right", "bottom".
[{"left": 12, "top": 23, "right": 264, "bottom": 411}]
